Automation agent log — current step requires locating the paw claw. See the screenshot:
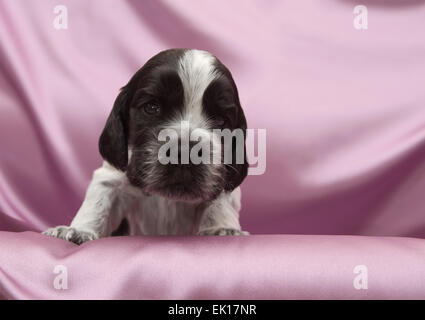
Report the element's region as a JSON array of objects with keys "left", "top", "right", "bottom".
[
  {"left": 42, "top": 226, "right": 97, "bottom": 245},
  {"left": 198, "top": 228, "right": 249, "bottom": 236}
]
